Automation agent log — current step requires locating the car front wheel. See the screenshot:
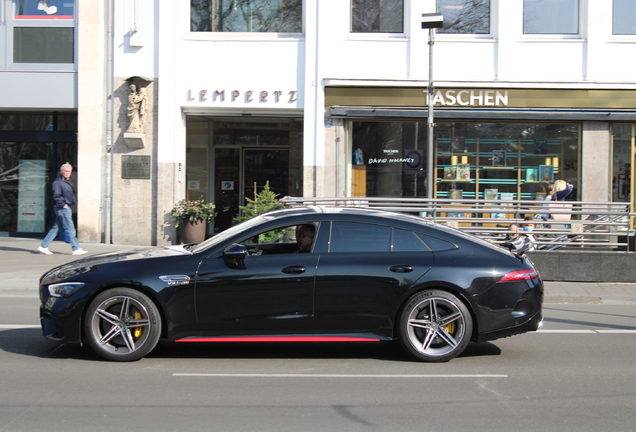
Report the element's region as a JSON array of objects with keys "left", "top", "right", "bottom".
[
  {"left": 399, "top": 290, "right": 472, "bottom": 362},
  {"left": 84, "top": 288, "right": 161, "bottom": 362}
]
